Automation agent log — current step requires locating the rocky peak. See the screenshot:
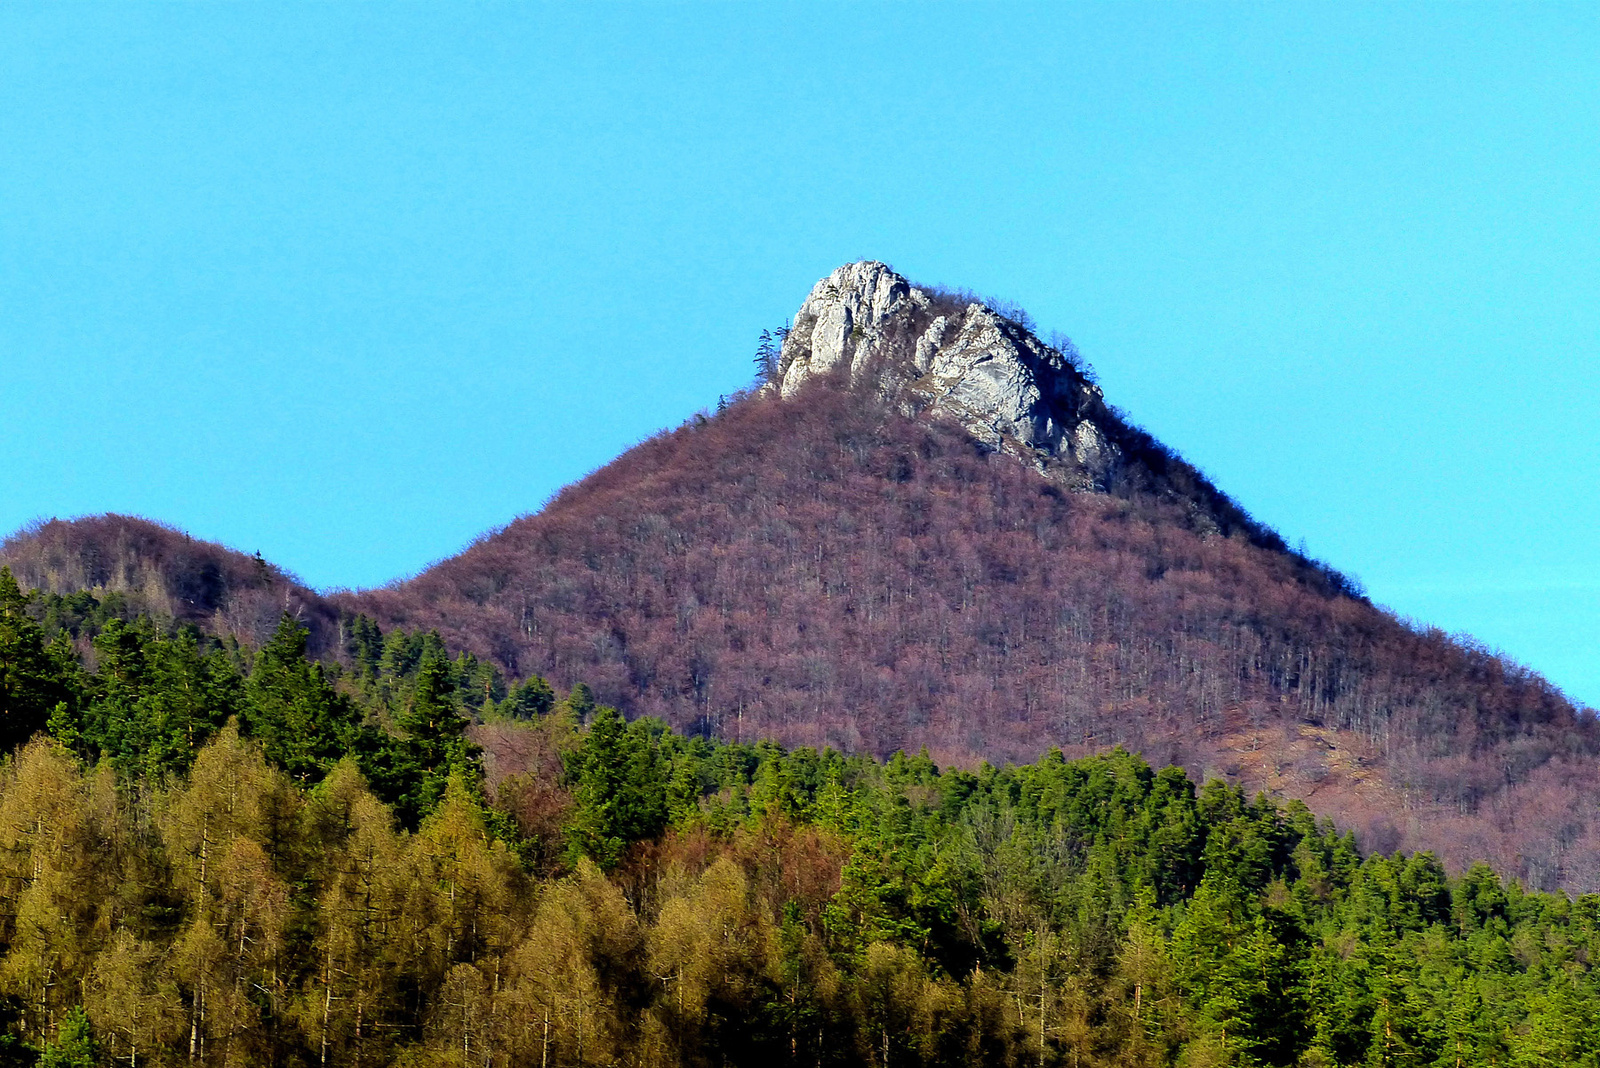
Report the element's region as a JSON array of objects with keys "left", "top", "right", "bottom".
[{"left": 775, "top": 261, "right": 1119, "bottom": 488}]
